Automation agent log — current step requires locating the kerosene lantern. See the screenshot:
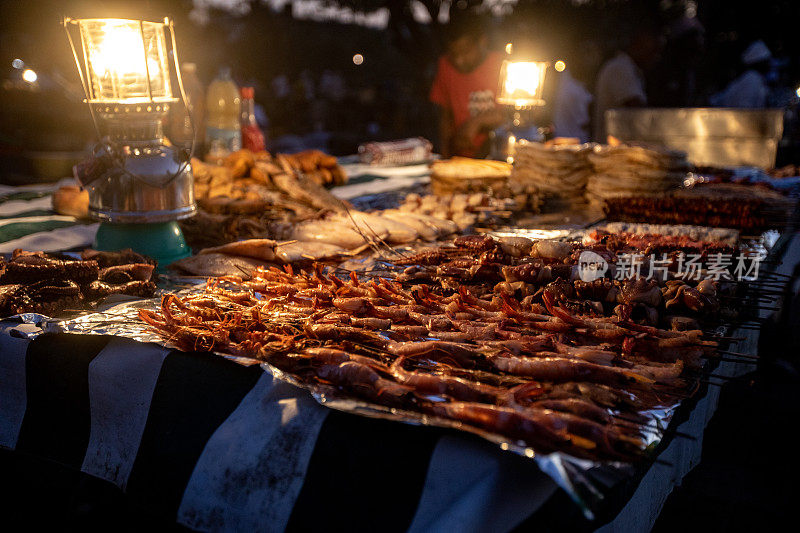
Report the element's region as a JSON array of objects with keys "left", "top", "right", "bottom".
[
  {"left": 63, "top": 17, "right": 195, "bottom": 265},
  {"left": 492, "top": 60, "right": 549, "bottom": 163}
]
